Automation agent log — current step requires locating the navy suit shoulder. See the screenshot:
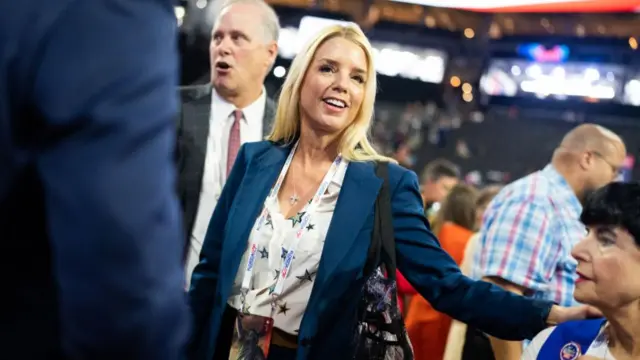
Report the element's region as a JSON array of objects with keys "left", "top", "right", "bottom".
[{"left": 1, "top": 0, "right": 189, "bottom": 359}]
